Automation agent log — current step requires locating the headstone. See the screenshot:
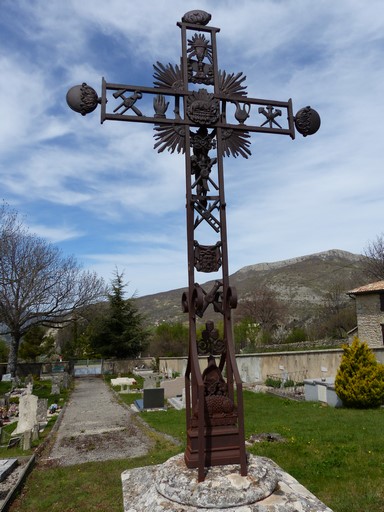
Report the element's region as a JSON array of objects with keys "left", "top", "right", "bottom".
[
  {"left": 32, "top": 424, "right": 39, "bottom": 442},
  {"left": 25, "top": 374, "right": 34, "bottom": 386},
  {"left": 2, "top": 374, "right": 11, "bottom": 382},
  {"left": 51, "top": 376, "right": 61, "bottom": 395},
  {"left": 143, "top": 388, "right": 164, "bottom": 409},
  {"left": 51, "top": 383, "right": 60, "bottom": 395},
  {"left": 143, "top": 374, "right": 158, "bottom": 389},
  {"left": 13, "top": 394, "right": 38, "bottom": 435},
  {"left": 61, "top": 372, "right": 70, "bottom": 389},
  {"left": 37, "top": 398, "right": 48, "bottom": 426},
  {"left": 160, "top": 376, "right": 184, "bottom": 399},
  {"left": 22, "top": 430, "right": 31, "bottom": 450}
]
